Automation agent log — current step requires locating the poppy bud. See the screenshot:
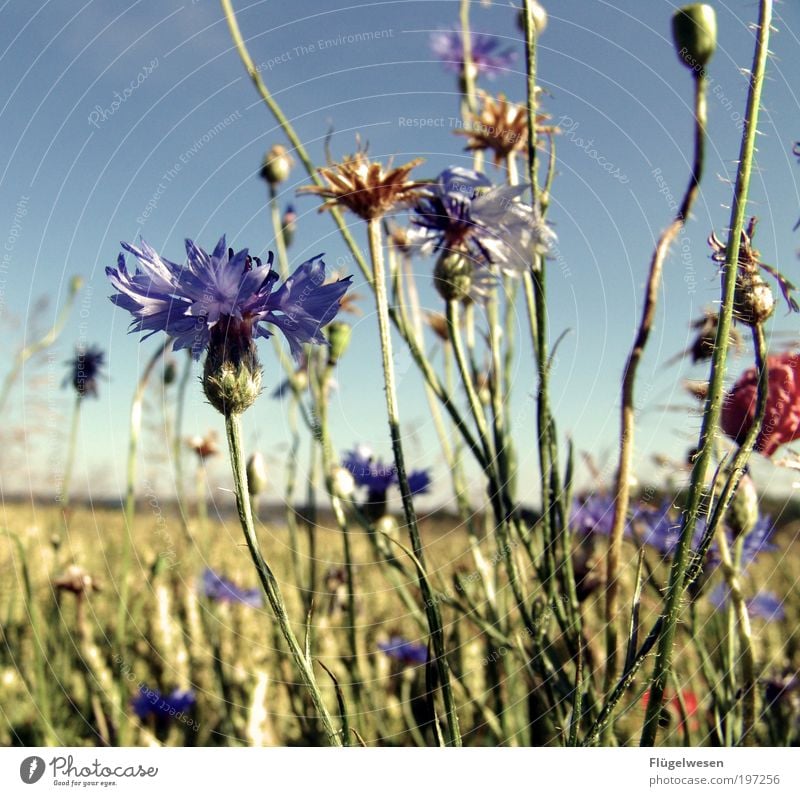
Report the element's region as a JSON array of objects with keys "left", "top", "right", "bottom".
[
  {"left": 260, "top": 144, "right": 293, "bottom": 186},
  {"left": 163, "top": 359, "right": 177, "bottom": 386},
  {"left": 725, "top": 472, "right": 759, "bottom": 539},
  {"left": 672, "top": 4, "right": 717, "bottom": 71},
  {"left": 434, "top": 251, "right": 473, "bottom": 303},
  {"left": 326, "top": 321, "right": 352, "bottom": 366},
  {"left": 517, "top": 3, "right": 548, "bottom": 36},
  {"left": 246, "top": 452, "right": 268, "bottom": 496},
  {"left": 331, "top": 465, "right": 356, "bottom": 498},
  {"left": 281, "top": 204, "right": 297, "bottom": 248}
]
